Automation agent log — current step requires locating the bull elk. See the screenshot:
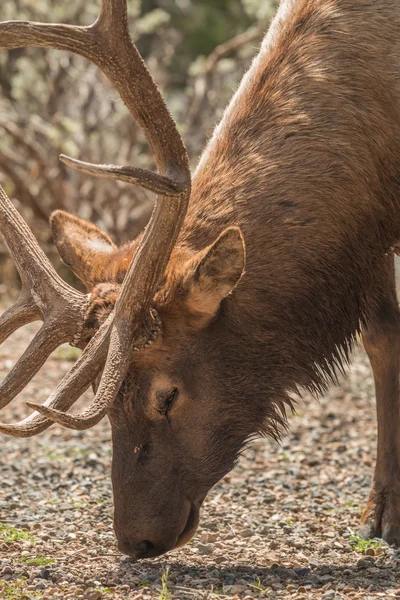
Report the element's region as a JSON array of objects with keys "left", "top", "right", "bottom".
[{"left": 1, "top": 0, "right": 400, "bottom": 559}]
